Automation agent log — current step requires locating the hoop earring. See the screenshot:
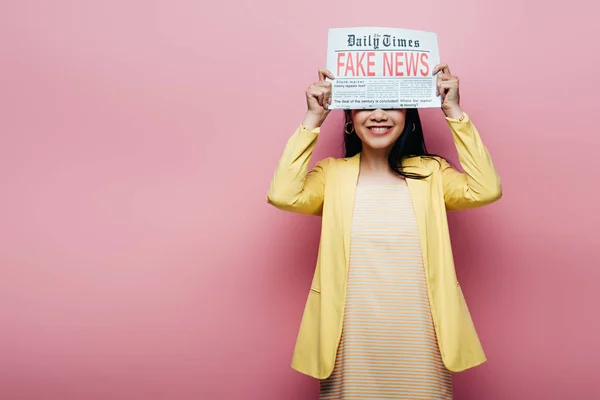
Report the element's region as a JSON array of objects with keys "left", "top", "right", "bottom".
[
  {"left": 345, "top": 121, "right": 355, "bottom": 135},
  {"left": 412, "top": 123, "right": 416, "bottom": 131}
]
